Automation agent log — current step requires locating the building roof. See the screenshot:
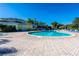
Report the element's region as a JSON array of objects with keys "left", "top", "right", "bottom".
[{"left": 0, "top": 18, "right": 26, "bottom": 24}]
